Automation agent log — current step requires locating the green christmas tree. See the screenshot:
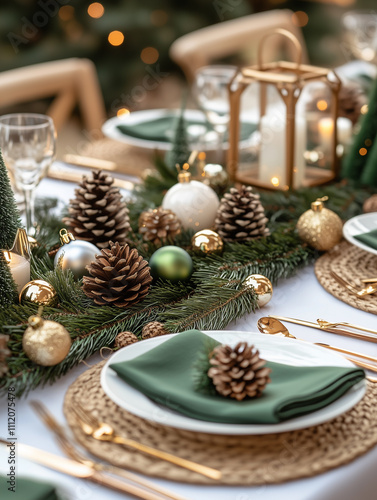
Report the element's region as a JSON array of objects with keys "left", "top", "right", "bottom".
[
  {"left": 0, "top": 149, "right": 23, "bottom": 308},
  {"left": 342, "top": 78, "right": 377, "bottom": 184},
  {"left": 166, "top": 105, "right": 191, "bottom": 173}
]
